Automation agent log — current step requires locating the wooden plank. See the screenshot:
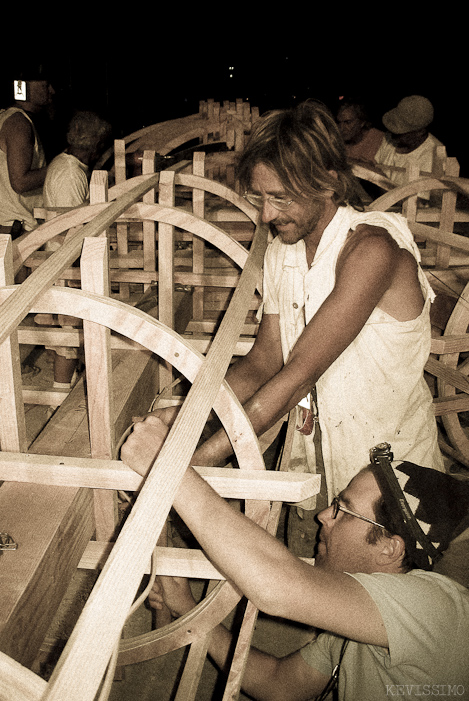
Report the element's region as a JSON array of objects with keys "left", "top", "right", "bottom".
[
  {"left": 78, "top": 543, "right": 314, "bottom": 581},
  {"left": 0, "top": 484, "right": 93, "bottom": 668},
  {"left": 81, "top": 237, "right": 117, "bottom": 540},
  {"left": 0, "top": 236, "right": 27, "bottom": 452},
  {"left": 29, "top": 350, "right": 156, "bottom": 460},
  {"left": 0, "top": 453, "right": 319, "bottom": 501}
]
